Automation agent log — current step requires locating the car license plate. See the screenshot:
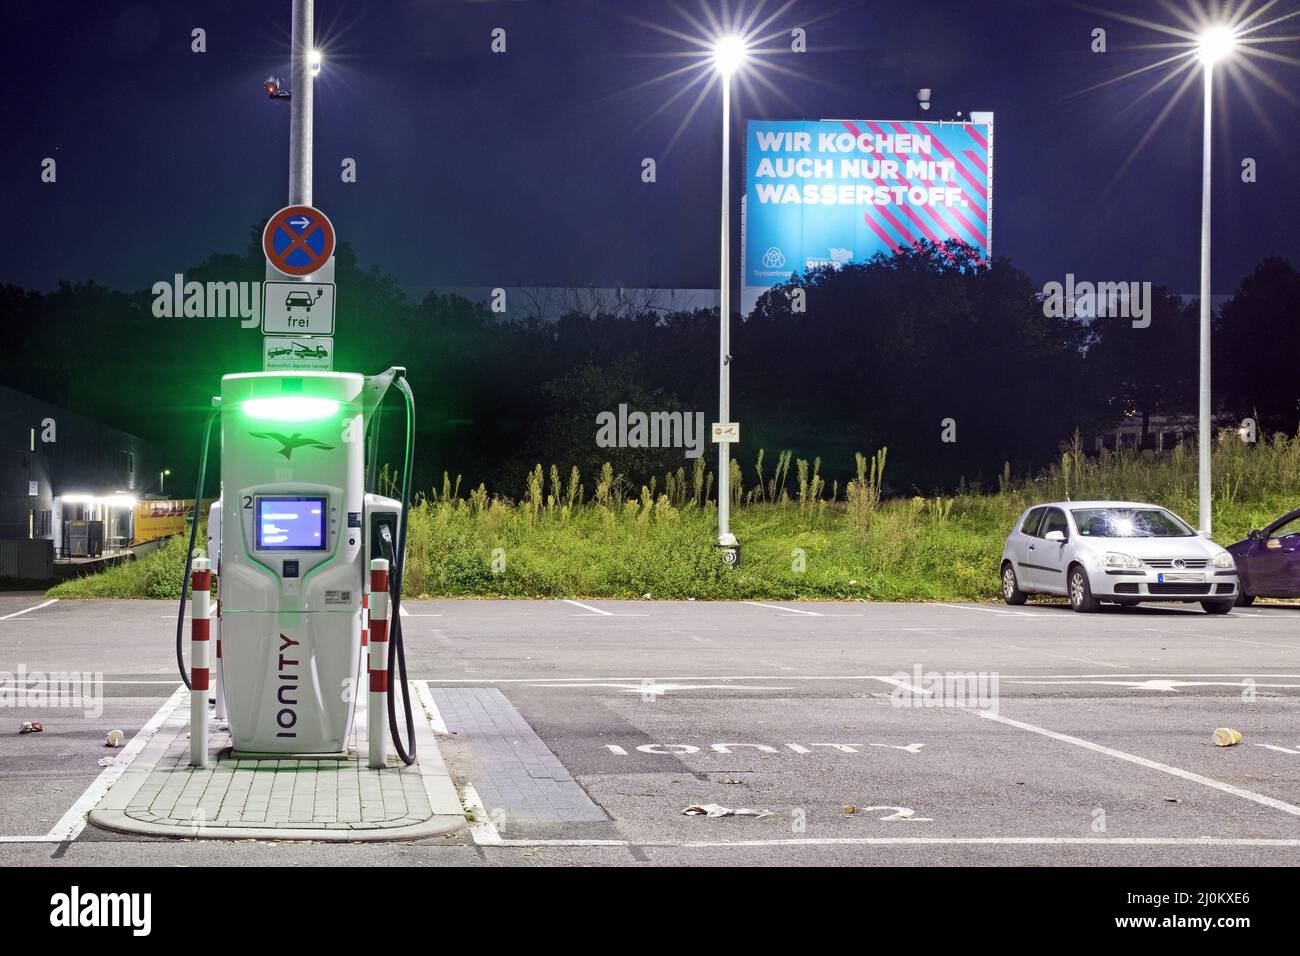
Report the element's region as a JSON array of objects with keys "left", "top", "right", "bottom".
[{"left": 1158, "top": 572, "right": 1205, "bottom": 583}]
